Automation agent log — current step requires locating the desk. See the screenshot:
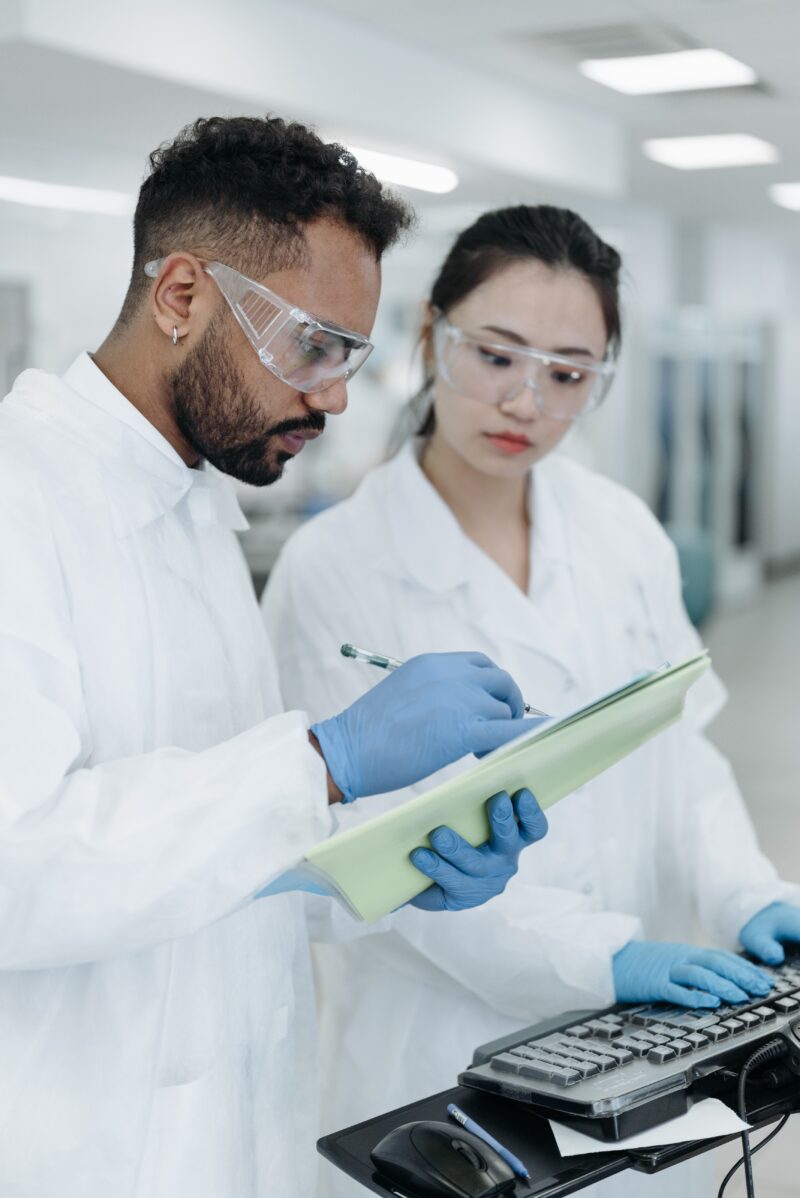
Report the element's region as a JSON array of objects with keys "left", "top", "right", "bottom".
[{"left": 318, "top": 1081, "right": 797, "bottom": 1196}]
